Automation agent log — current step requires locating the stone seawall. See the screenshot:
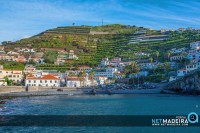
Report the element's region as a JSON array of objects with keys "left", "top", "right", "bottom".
[{"left": 0, "top": 86, "right": 80, "bottom": 94}]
